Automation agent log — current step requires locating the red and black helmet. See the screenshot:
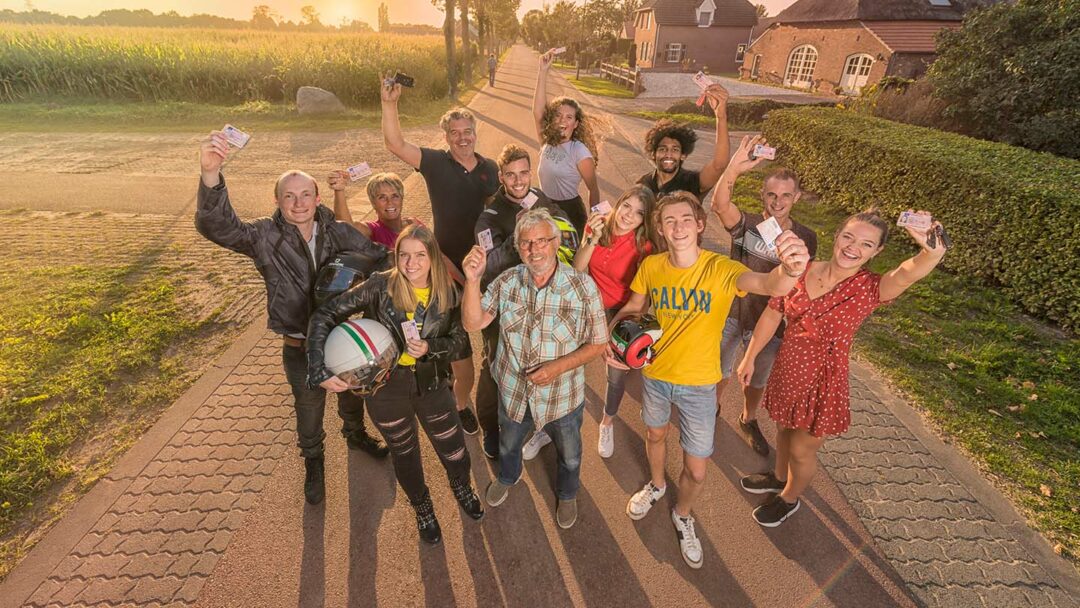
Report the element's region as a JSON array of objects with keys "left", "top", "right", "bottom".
[{"left": 609, "top": 314, "right": 663, "bottom": 369}]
